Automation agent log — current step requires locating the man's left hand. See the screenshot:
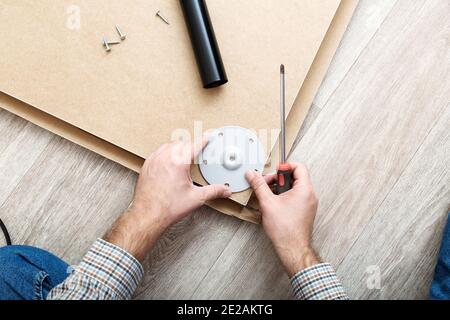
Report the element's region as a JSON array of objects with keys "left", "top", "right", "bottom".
[{"left": 105, "top": 140, "right": 232, "bottom": 261}]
